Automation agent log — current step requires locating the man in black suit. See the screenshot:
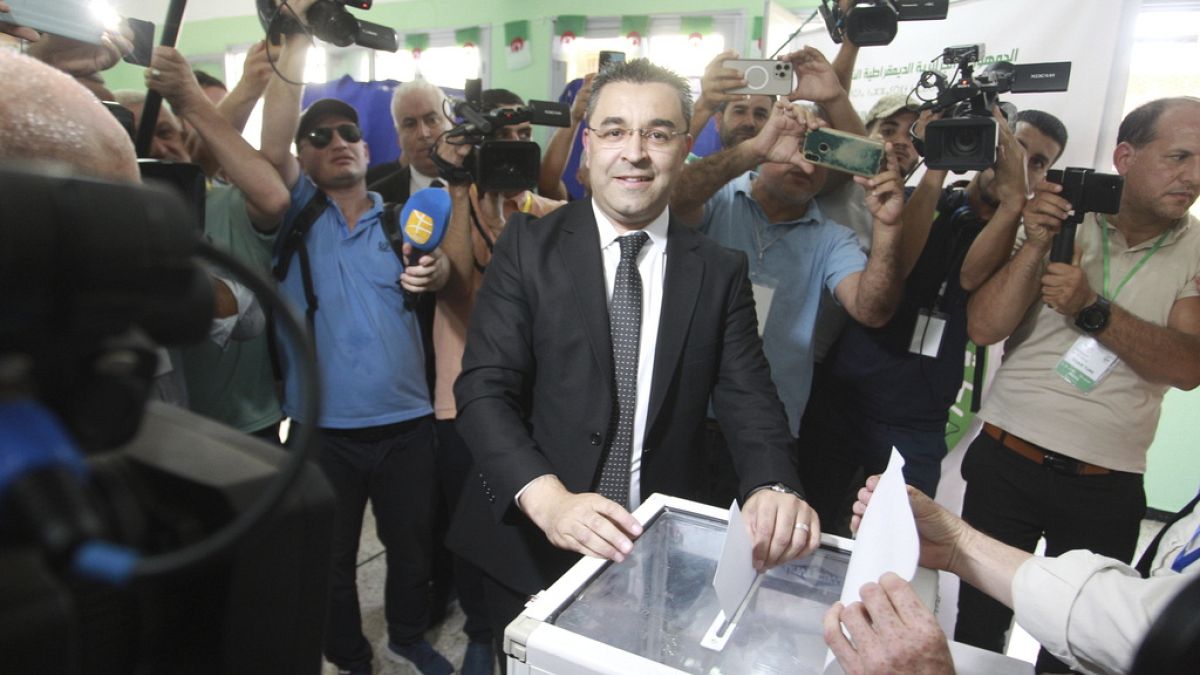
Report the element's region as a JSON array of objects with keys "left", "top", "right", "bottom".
[
  {"left": 449, "top": 60, "right": 905, "bottom": 653},
  {"left": 367, "top": 78, "right": 453, "bottom": 198}
]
